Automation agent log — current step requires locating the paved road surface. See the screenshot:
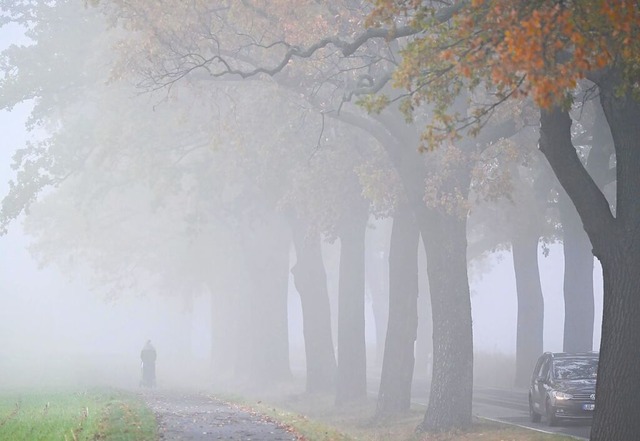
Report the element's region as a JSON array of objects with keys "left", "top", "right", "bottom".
[
  {"left": 471, "top": 387, "right": 591, "bottom": 440},
  {"left": 144, "top": 383, "right": 589, "bottom": 440},
  {"left": 405, "top": 379, "right": 591, "bottom": 440},
  {"left": 141, "top": 390, "right": 300, "bottom": 441}
]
